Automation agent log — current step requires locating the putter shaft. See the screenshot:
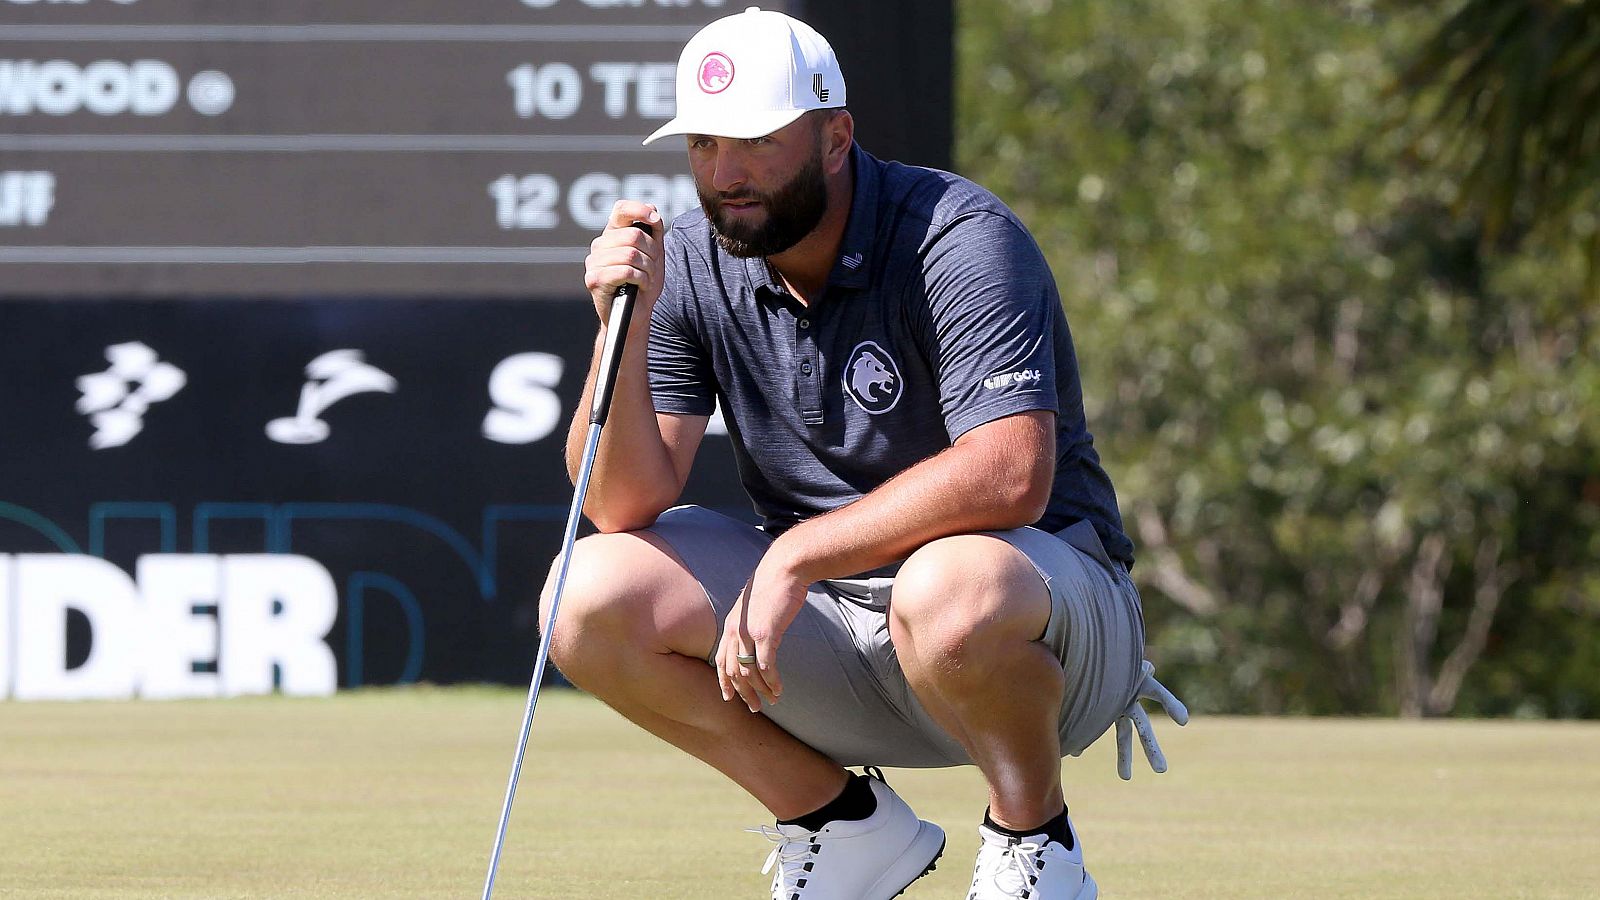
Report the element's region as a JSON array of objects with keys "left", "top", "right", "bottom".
[
  {"left": 481, "top": 422, "right": 603, "bottom": 900},
  {"left": 482, "top": 222, "right": 651, "bottom": 899}
]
